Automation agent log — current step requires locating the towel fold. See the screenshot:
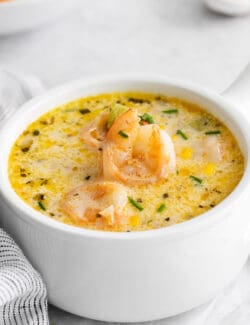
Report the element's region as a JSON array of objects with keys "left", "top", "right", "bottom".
[
  {"left": 0, "top": 68, "right": 48, "bottom": 325},
  {"left": 0, "top": 229, "right": 48, "bottom": 325}
]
